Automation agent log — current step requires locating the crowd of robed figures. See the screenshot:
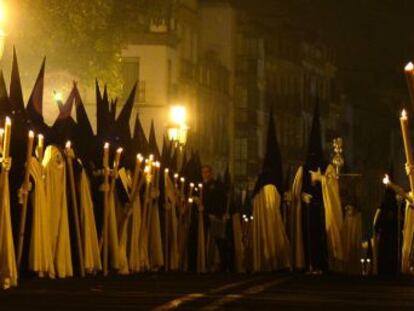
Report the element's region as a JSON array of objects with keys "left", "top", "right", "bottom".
[{"left": 0, "top": 52, "right": 413, "bottom": 289}]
